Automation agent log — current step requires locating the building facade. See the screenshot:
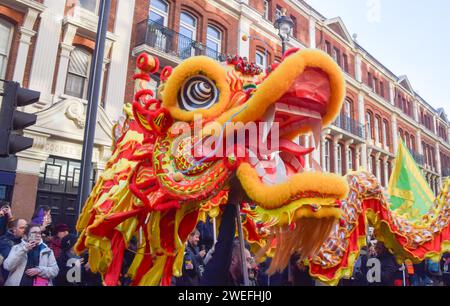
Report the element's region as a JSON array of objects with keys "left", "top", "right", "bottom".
[
  {"left": 0, "top": 0, "right": 136, "bottom": 228},
  {"left": 0, "top": 0, "right": 449, "bottom": 228}
]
